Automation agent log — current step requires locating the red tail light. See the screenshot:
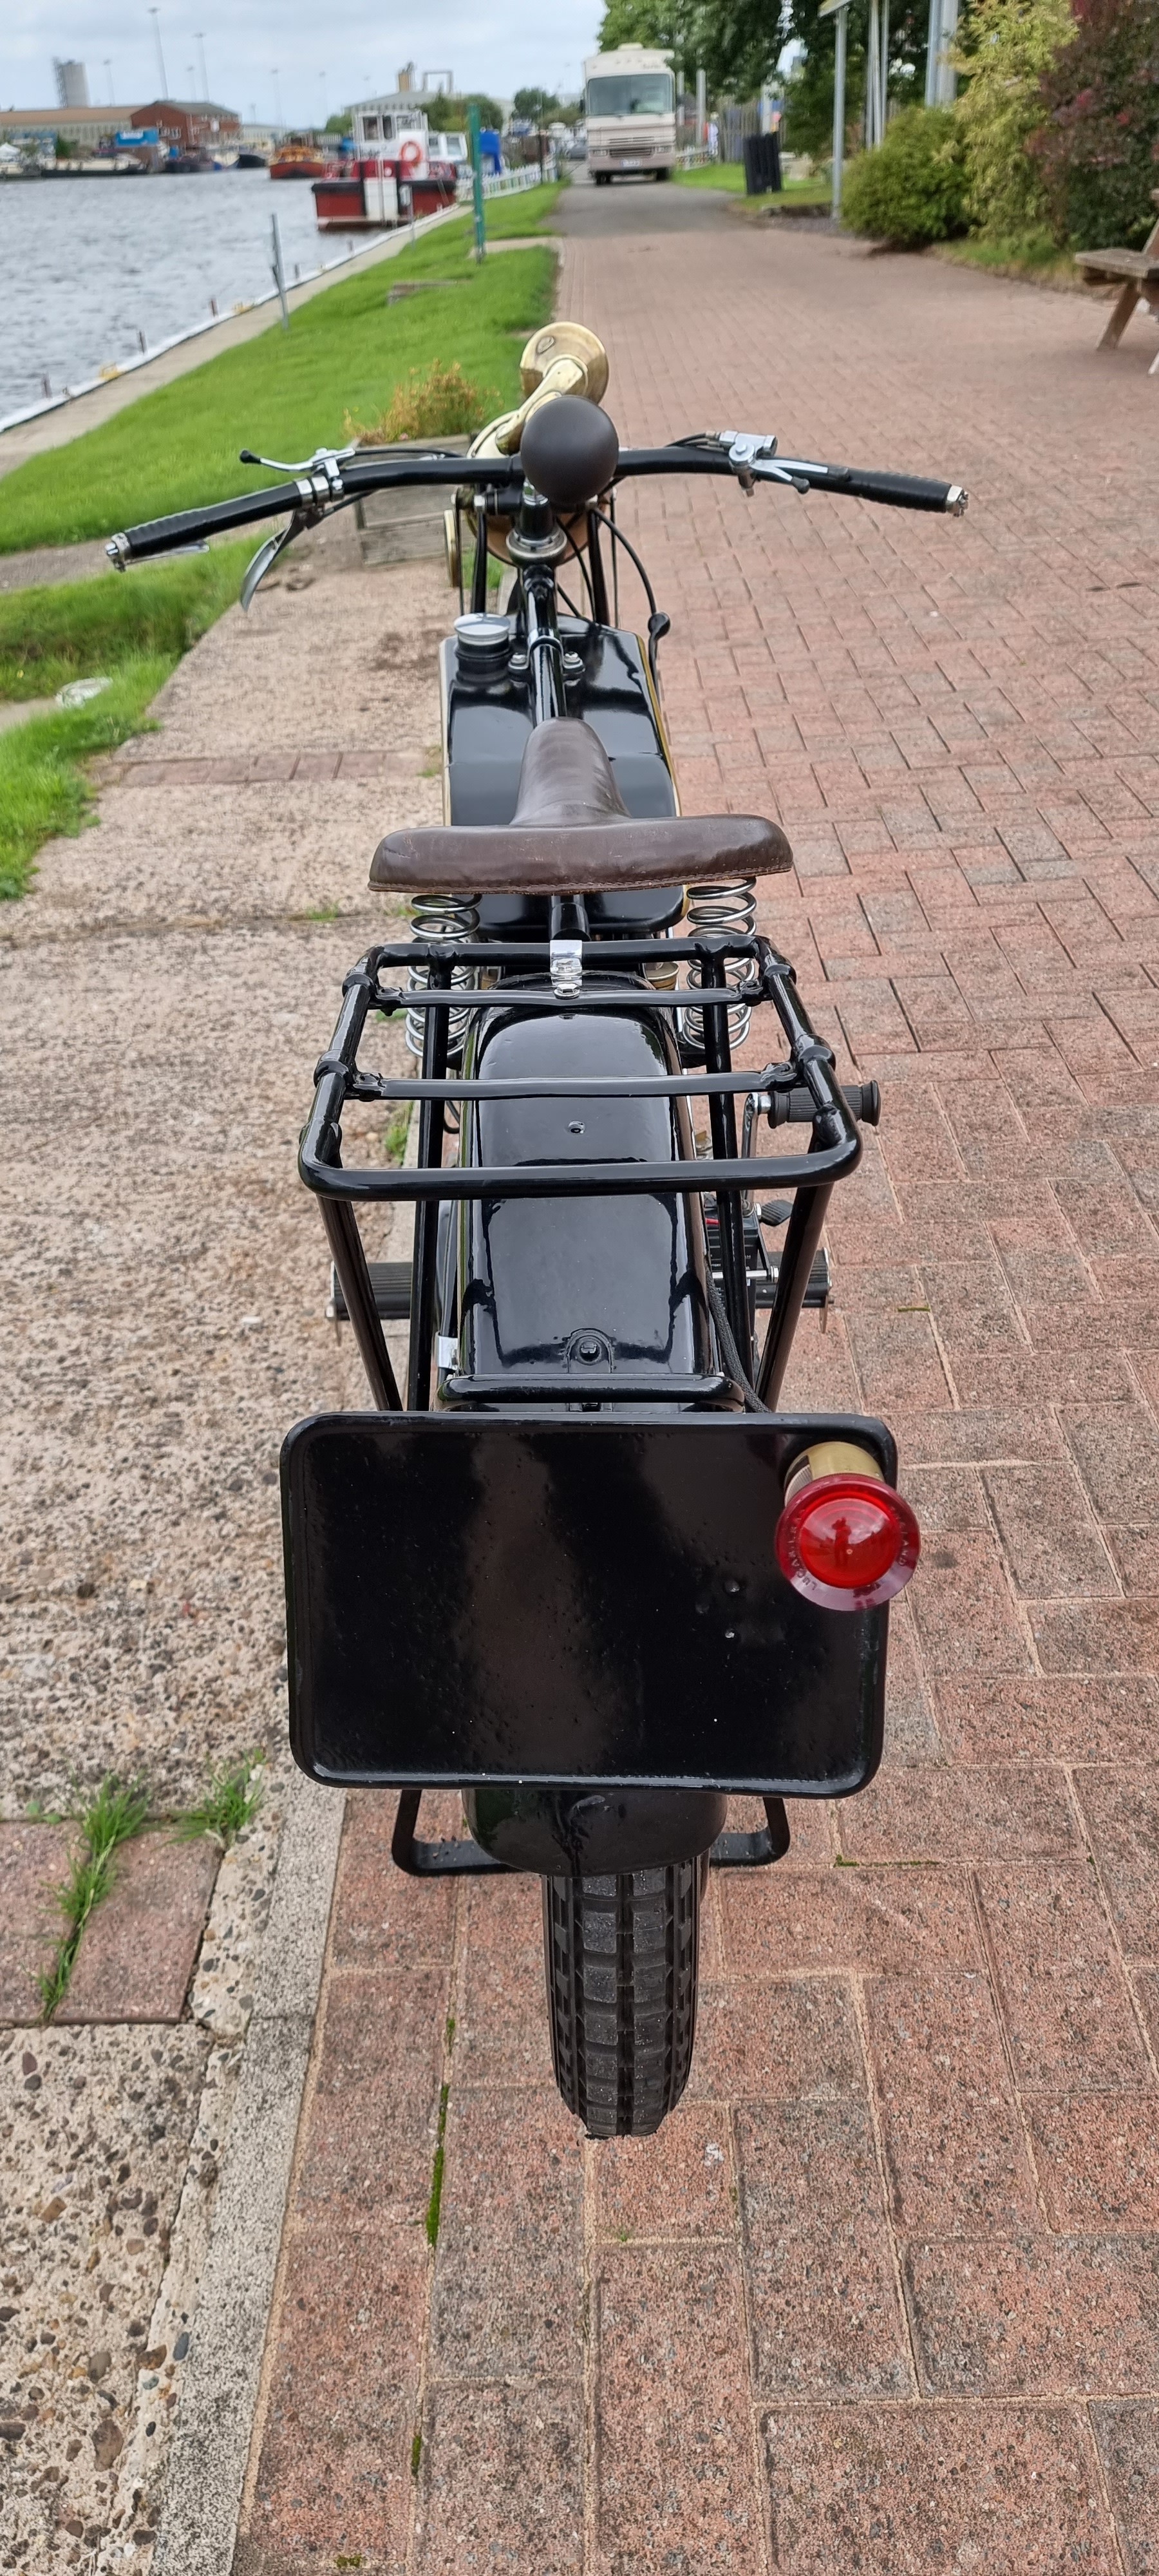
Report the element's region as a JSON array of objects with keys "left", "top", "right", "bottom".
[{"left": 776, "top": 1472, "right": 919, "bottom": 1612}]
